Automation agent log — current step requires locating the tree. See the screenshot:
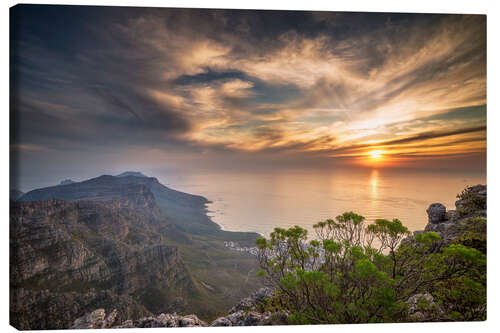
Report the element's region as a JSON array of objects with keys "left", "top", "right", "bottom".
[{"left": 255, "top": 212, "right": 486, "bottom": 324}]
